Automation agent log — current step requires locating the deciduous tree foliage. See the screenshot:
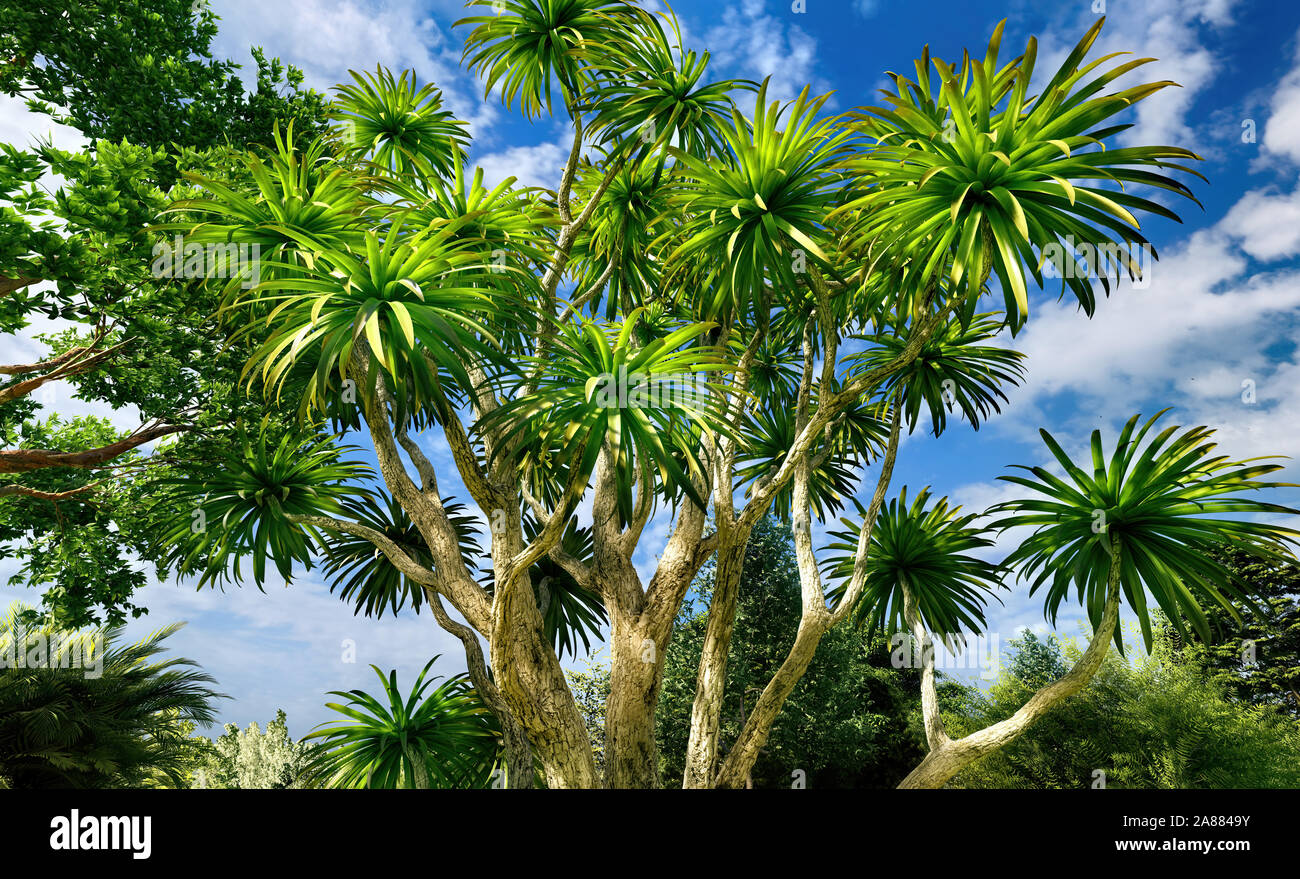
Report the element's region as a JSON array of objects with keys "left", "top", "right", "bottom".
[
  {"left": 947, "top": 630, "right": 1300, "bottom": 789},
  {"left": 190, "top": 709, "right": 312, "bottom": 790},
  {"left": 1169, "top": 545, "right": 1300, "bottom": 716},
  {"left": 0, "top": 1, "right": 331, "bottom": 626}
]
